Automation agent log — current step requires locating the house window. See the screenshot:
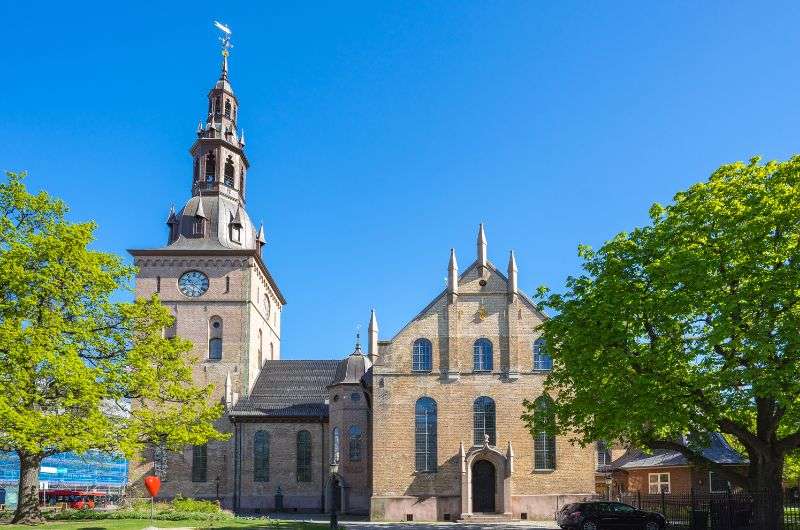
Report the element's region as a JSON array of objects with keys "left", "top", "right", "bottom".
[
  {"left": 208, "top": 316, "right": 223, "bottom": 360},
  {"left": 473, "top": 396, "right": 496, "bottom": 445},
  {"left": 297, "top": 430, "right": 312, "bottom": 482},
  {"left": 412, "top": 338, "right": 432, "bottom": 372},
  {"left": 191, "top": 444, "right": 207, "bottom": 482},
  {"left": 254, "top": 430, "right": 270, "bottom": 482},
  {"left": 473, "top": 338, "right": 493, "bottom": 371},
  {"left": 415, "top": 397, "right": 437, "bottom": 472},
  {"left": 648, "top": 472, "right": 670, "bottom": 494},
  {"left": 533, "top": 337, "right": 552, "bottom": 371},
  {"left": 331, "top": 427, "right": 340, "bottom": 464},
  {"left": 348, "top": 425, "right": 363, "bottom": 461},
  {"left": 224, "top": 156, "right": 234, "bottom": 187},
  {"left": 533, "top": 395, "right": 556, "bottom": 470},
  {"left": 709, "top": 471, "right": 731, "bottom": 493},
  {"left": 597, "top": 441, "right": 611, "bottom": 469}
]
